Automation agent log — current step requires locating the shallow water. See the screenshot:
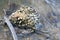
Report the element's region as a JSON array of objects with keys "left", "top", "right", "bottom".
[{"left": 0, "top": 0, "right": 60, "bottom": 40}]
